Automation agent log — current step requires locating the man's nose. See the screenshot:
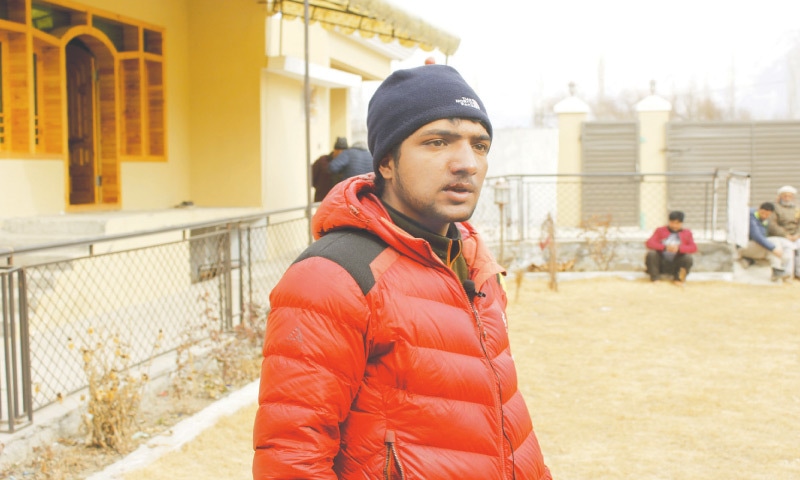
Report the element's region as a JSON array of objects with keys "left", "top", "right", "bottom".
[{"left": 449, "top": 140, "right": 479, "bottom": 174}]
